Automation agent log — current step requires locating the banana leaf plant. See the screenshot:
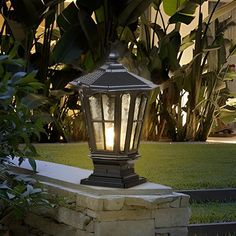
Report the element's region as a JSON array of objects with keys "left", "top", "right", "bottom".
[
  {"left": 123, "top": 0, "right": 236, "bottom": 141},
  {"left": 122, "top": 0, "right": 198, "bottom": 140},
  {"left": 47, "top": 0, "right": 155, "bottom": 141},
  {"left": 0, "top": 0, "right": 155, "bottom": 142},
  {"left": 51, "top": 0, "right": 155, "bottom": 140},
  {"left": 170, "top": 0, "right": 236, "bottom": 141},
  {"left": 54, "top": 0, "right": 154, "bottom": 71},
  {"left": 0, "top": 0, "right": 86, "bottom": 142}
]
